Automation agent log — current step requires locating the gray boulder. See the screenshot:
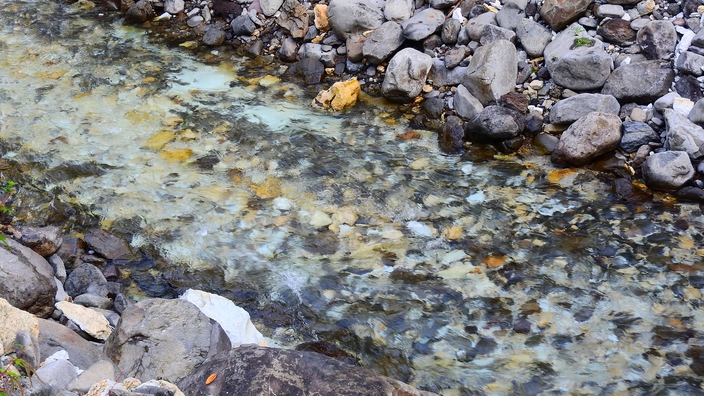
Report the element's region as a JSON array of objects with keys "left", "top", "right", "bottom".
[
  {"left": 327, "top": 0, "right": 383, "bottom": 40},
  {"left": 381, "top": 48, "right": 433, "bottom": 103},
  {"left": 401, "top": 8, "right": 445, "bottom": 41},
  {"left": 496, "top": 2, "right": 524, "bottom": 31},
  {"left": 664, "top": 109, "right": 704, "bottom": 159},
  {"left": 689, "top": 98, "right": 704, "bottom": 125},
  {"left": 549, "top": 94, "right": 621, "bottom": 124},
  {"left": 465, "top": 105, "right": 525, "bottom": 141},
  {"left": 38, "top": 318, "right": 110, "bottom": 370},
  {"left": 454, "top": 84, "right": 484, "bottom": 120},
  {"left": 636, "top": 20, "right": 677, "bottom": 60},
  {"left": 84, "top": 229, "right": 131, "bottom": 260},
  {"left": 479, "top": 24, "right": 516, "bottom": 45},
  {"left": 259, "top": 0, "right": 284, "bottom": 16},
  {"left": 0, "top": 239, "right": 56, "bottom": 318},
  {"left": 516, "top": 19, "right": 552, "bottom": 58},
  {"left": 105, "top": 298, "right": 232, "bottom": 383},
  {"left": 461, "top": 39, "right": 517, "bottom": 105},
  {"left": 178, "top": 345, "right": 439, "bottom": 396},
  {"left": 362, "top": 21, "right": 405, "bottom": 65},
  {"left": 540, "top": 0, "right": 591, "bottom": 31},
  {"left": 202, "top": 27, "right": 226, "bottom": 46},
  {"left": 544, "top": 24, "right": 612, "bottom": 90},
  {"left": 64, "top": 263, "right": 107, "bottom": 298},
  {"left": 465, "top": 12, "right": 497, "bottom": 42},
  {"left": 642, "top": 151, "right": 695, "bottom": 191},
  {"left": 231, "top": 14, "right": 257, "bottom": 36},
  {"left": 441, "top": 18, "right": 462, "bottom": 45},
  {"left": 601, "top": 61, "right": 674, "bottom": 104},
  {"left": 675, "top": 51, "right": 704, "bottom": 77},
  {"left": 552, "top": 112, "right": 622, "bottom": 166},
  {"left": 620, "top": 121, "right": 659, "bottom": 153},
  {"left": 384, "top": 0, "right": 413, "bottom": 23}
]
